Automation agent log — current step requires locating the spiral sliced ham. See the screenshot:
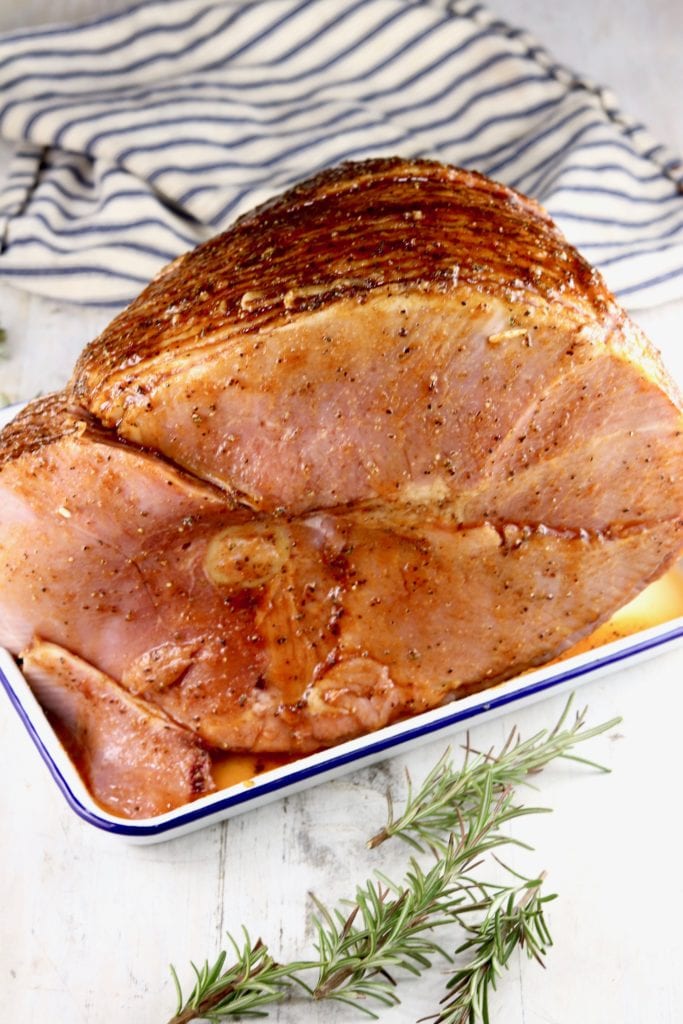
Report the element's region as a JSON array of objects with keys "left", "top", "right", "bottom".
[{"left": 1, "top": 158, "right": 682, "bottom": 818}]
